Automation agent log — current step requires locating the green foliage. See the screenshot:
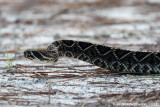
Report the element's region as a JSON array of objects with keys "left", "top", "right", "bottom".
[{"left": 6, "top": 48, "right": 17, "bottom": 70}]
